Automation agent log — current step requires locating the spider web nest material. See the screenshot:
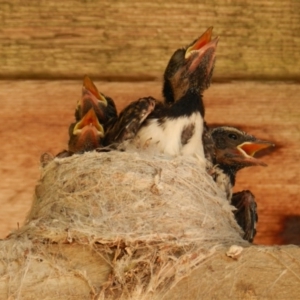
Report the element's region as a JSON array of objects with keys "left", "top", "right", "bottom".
[{"left": 3, "top": 149, "right": 246, "bottom": 299}]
